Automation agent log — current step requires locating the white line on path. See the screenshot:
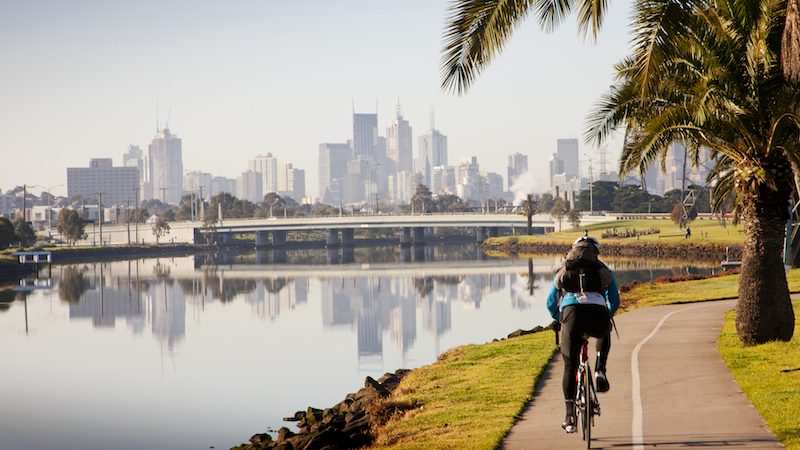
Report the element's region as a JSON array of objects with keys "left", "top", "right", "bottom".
[{"left": 630, "top": 307, "right": 692, "bottom": 450}]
